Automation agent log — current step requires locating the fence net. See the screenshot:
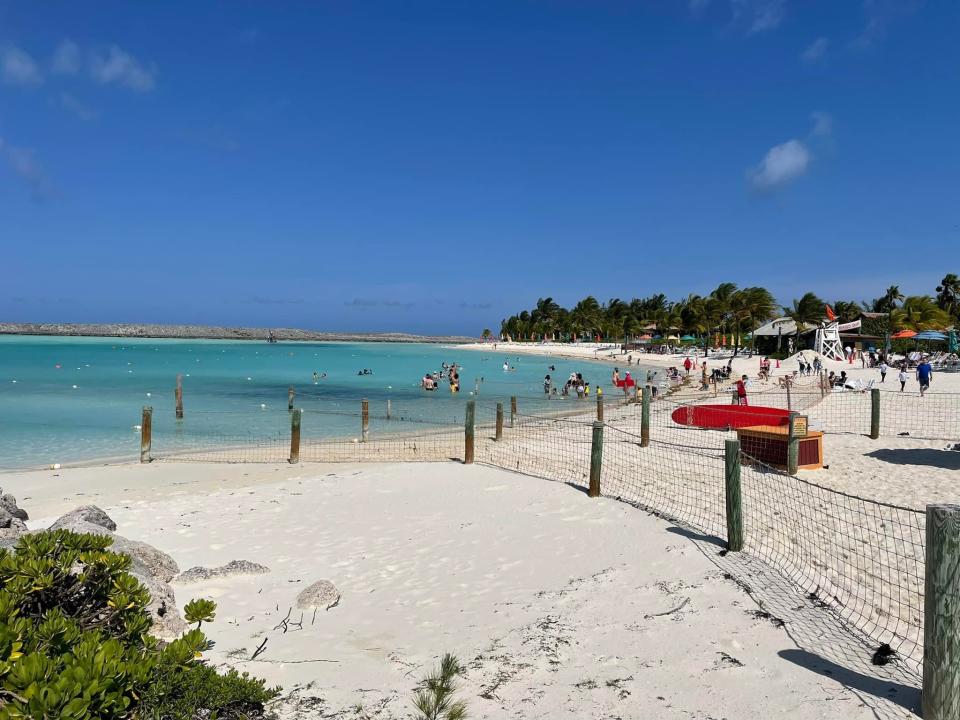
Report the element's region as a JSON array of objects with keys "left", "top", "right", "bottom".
[{"left": 144, "top": 387, "right": 947, "bottom": 672}]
